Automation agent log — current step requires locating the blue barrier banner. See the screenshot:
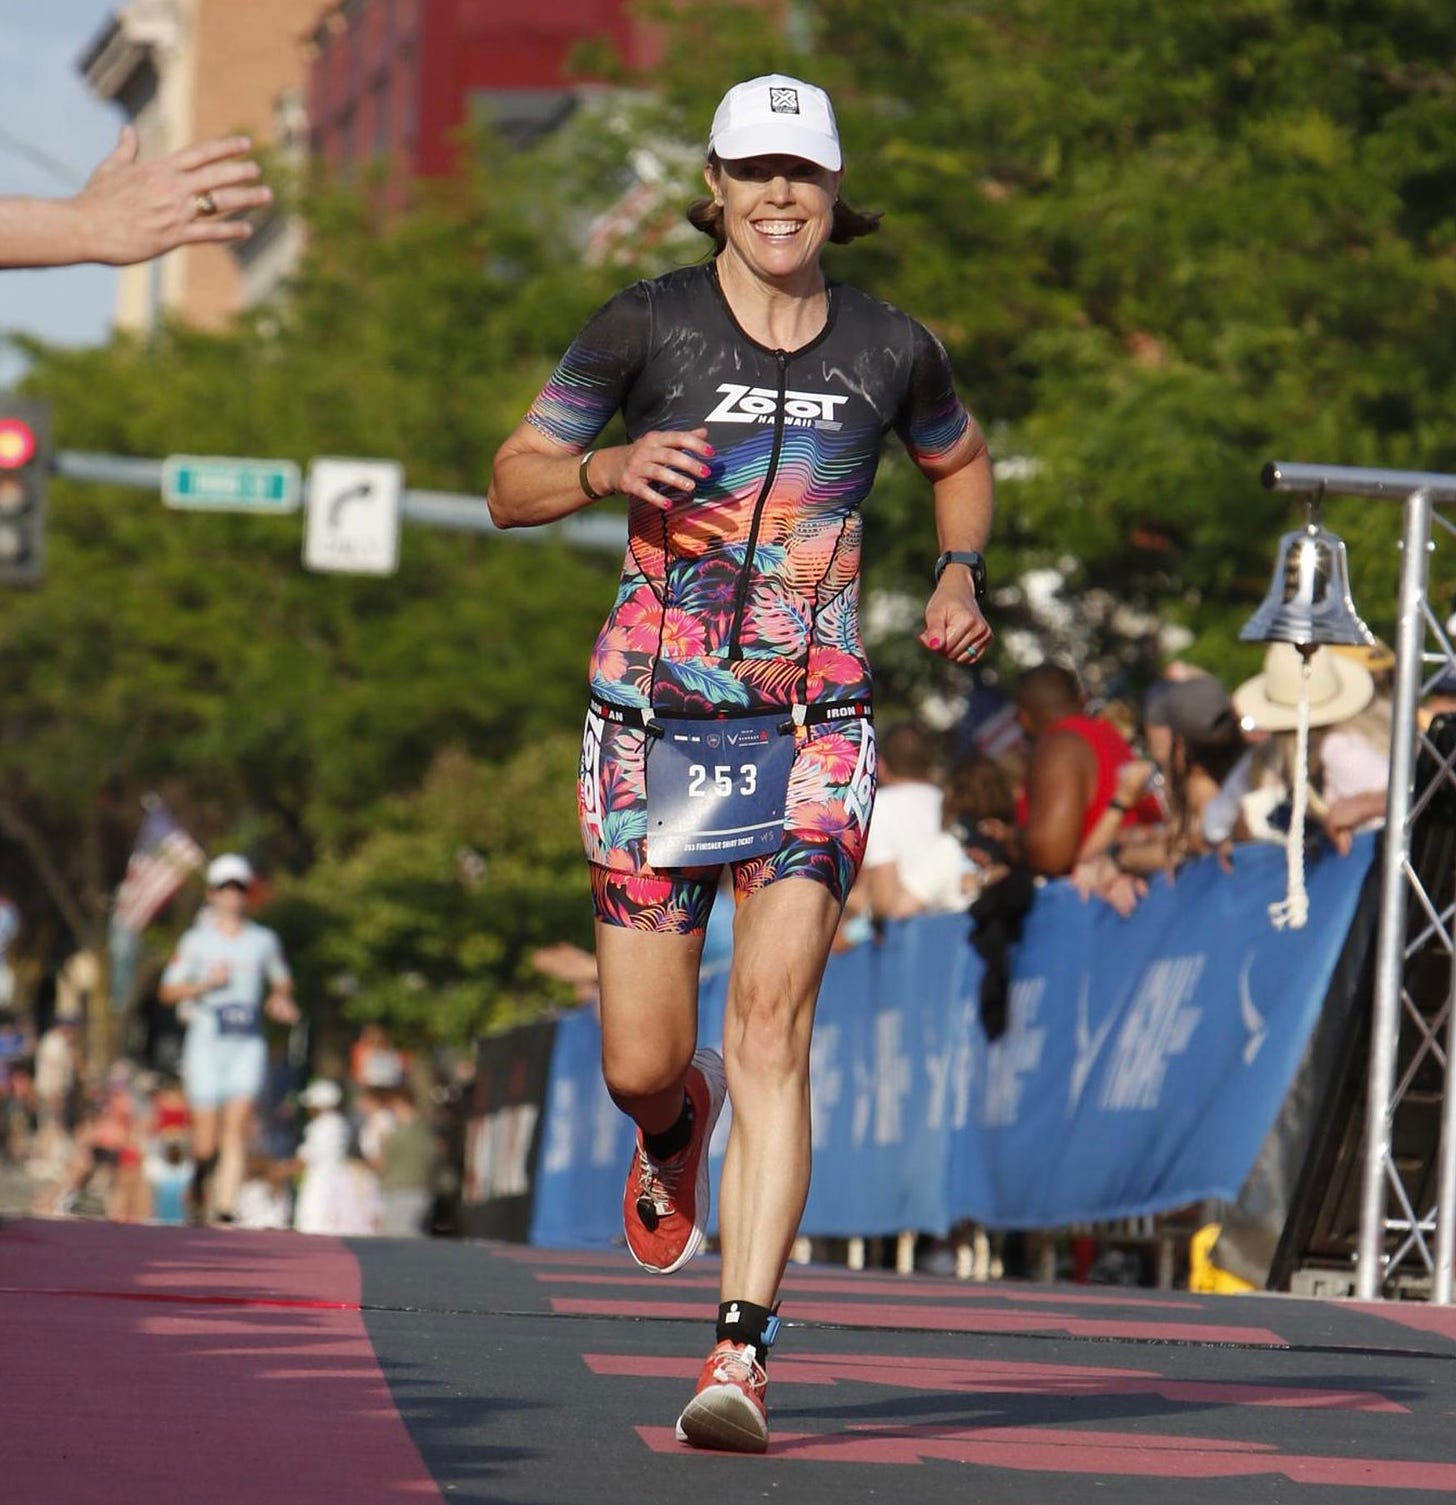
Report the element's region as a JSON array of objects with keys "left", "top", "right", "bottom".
[
  {"left": 528, "top": 834, "right": 1375, "bottom": 1247},
  {"left": 941, "top": 835, "right": 1375, "bottom": 1231}
]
